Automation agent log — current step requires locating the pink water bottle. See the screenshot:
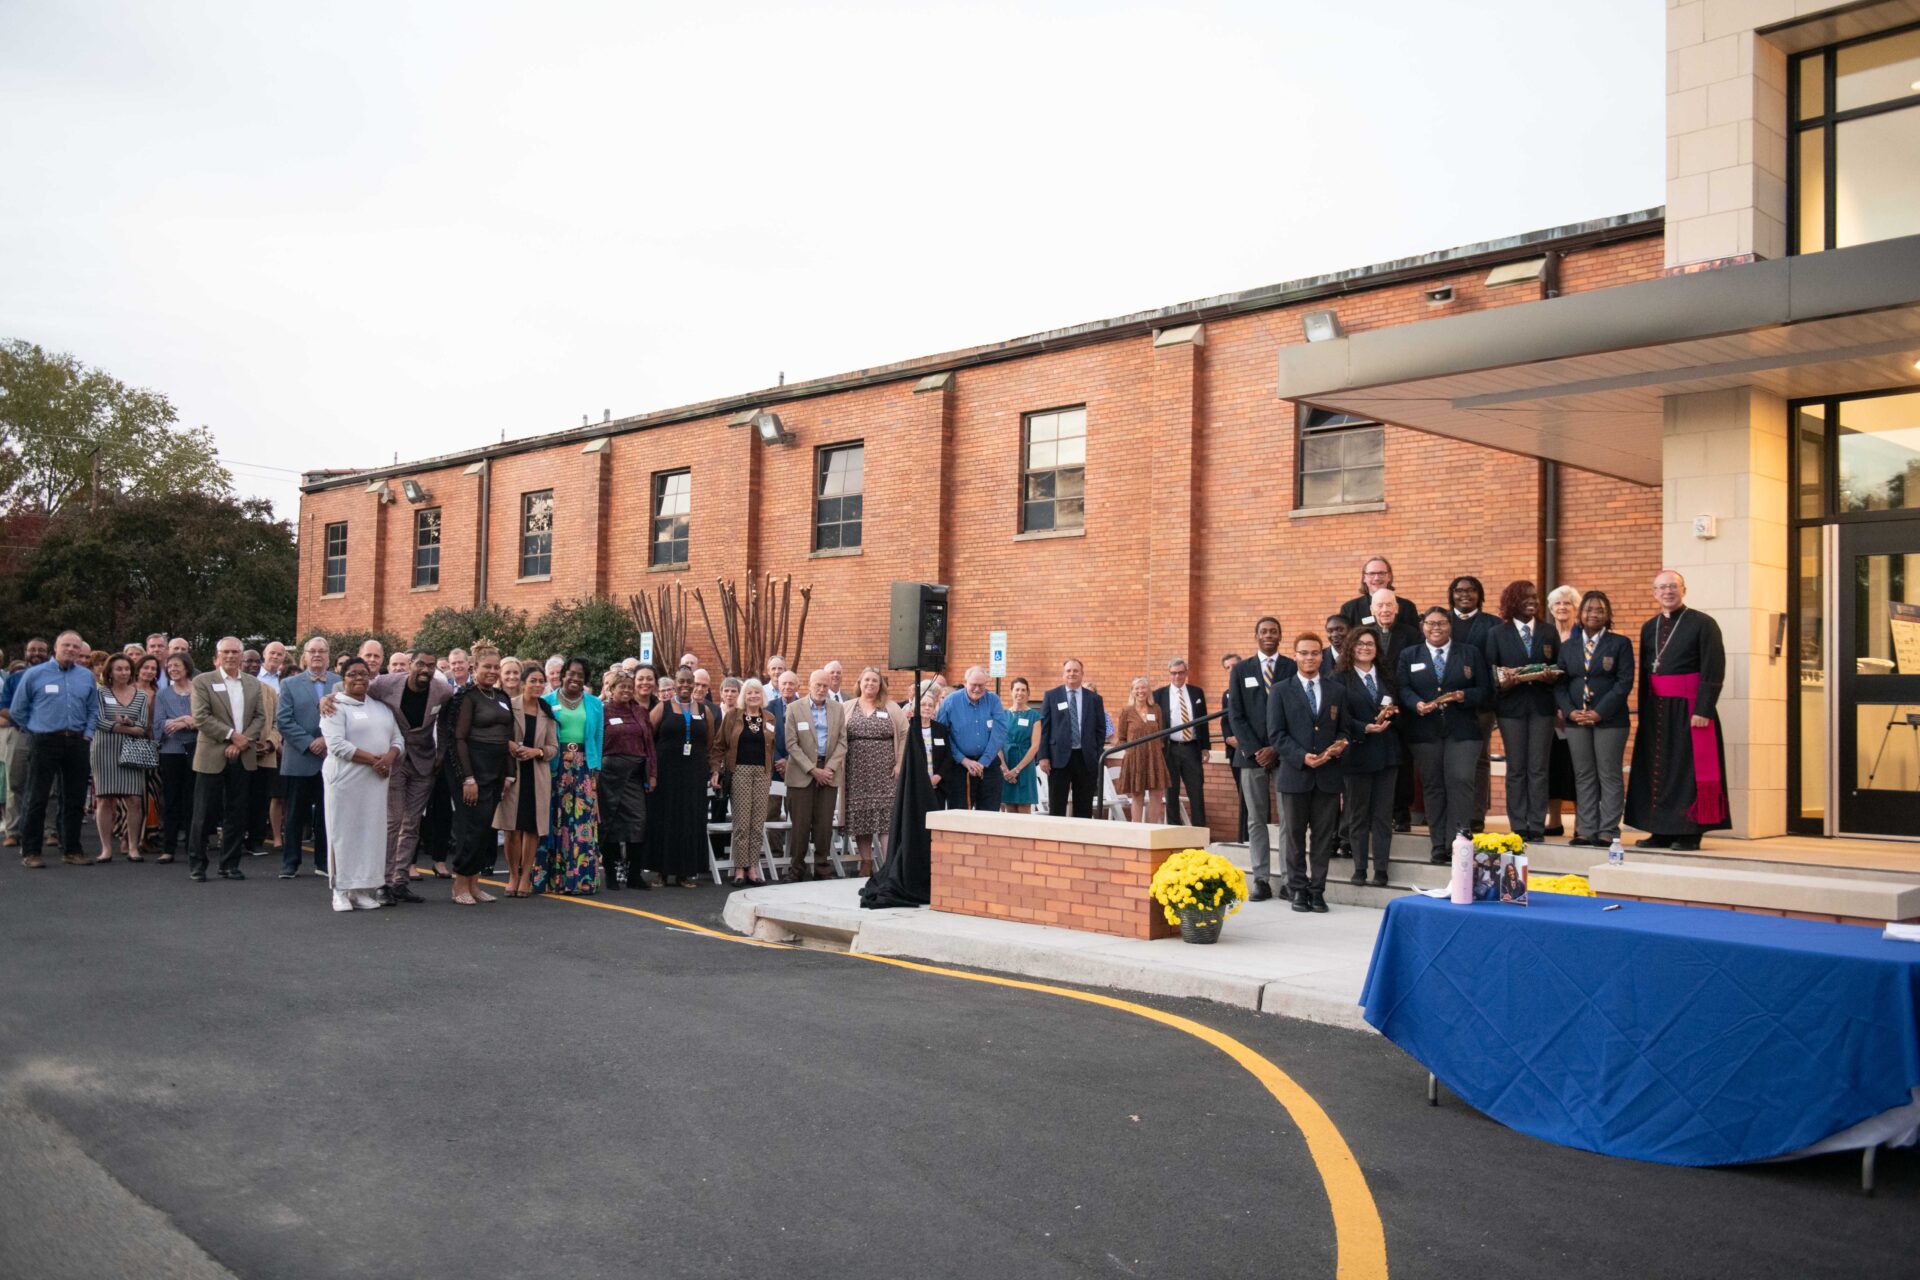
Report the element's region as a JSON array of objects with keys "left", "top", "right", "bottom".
[{"left": 1449, "top": 829, "right": 1475, "bottom": 904}]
